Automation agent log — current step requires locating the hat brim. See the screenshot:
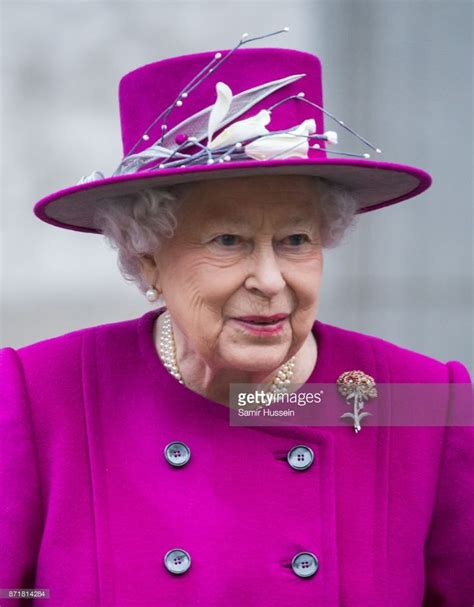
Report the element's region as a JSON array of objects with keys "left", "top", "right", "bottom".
[{"left": 33, "top": 157, "right": 432, "bottom": 233}]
